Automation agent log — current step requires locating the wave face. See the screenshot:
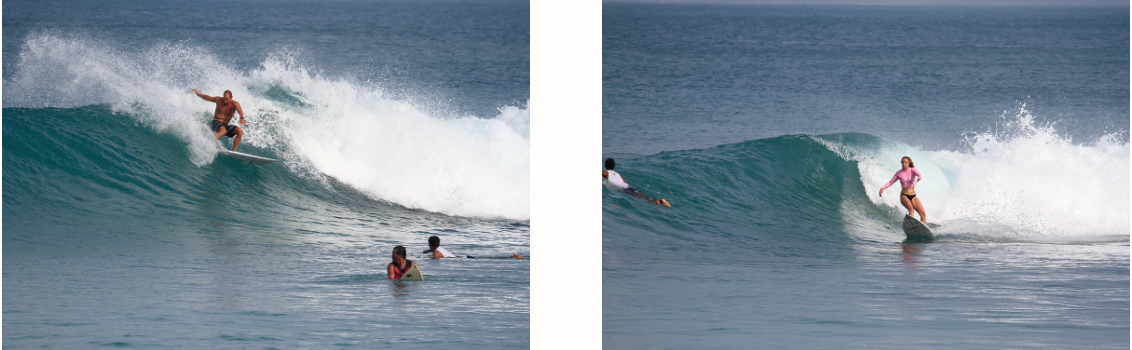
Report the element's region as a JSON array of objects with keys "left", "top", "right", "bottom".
[
  {"left": 602, "top": 122, "right": 1128, "bottom": 350},
  {"left": 5, "top": 32, "right": 530, "bottom": 220},
  {"left": 600, "top": 5, "right": 1128, "bottom": 349},
  {"left": 603, "top": 122, "right": 1128, "bottom": 256}
]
